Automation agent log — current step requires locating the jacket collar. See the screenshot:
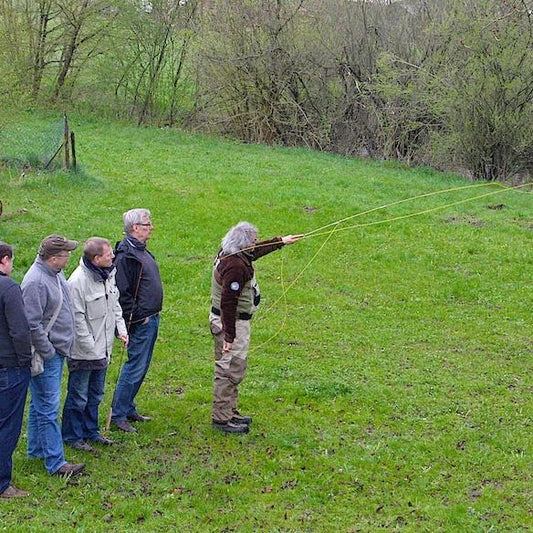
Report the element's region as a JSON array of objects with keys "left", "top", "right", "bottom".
[
  {"left": 35, "top": 255, "right": 61, "bottom": 275},
  {"left": 81, "top": 255, "right": 114, "bottom": 281},
  {"left": 125, "top": 234, "right": 147, "bottom": 251}
]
